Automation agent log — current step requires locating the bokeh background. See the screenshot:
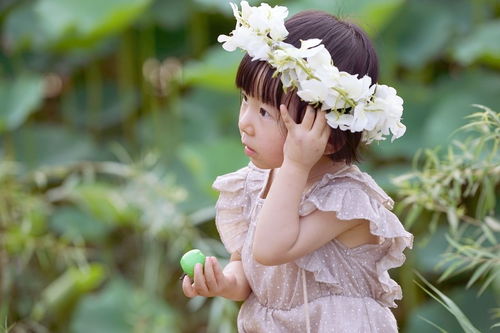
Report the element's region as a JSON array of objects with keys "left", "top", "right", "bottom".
[{"left": 1, "top": 0, "right": 499, "bottom": 332}]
